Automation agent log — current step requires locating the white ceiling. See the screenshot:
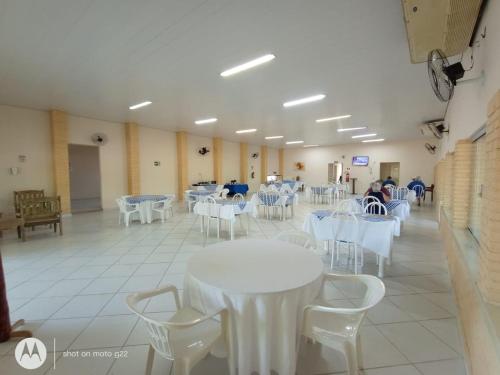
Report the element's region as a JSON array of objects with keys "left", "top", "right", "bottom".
[{"left": 0, "top": 0, "right": 446, "bottom": 146}]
